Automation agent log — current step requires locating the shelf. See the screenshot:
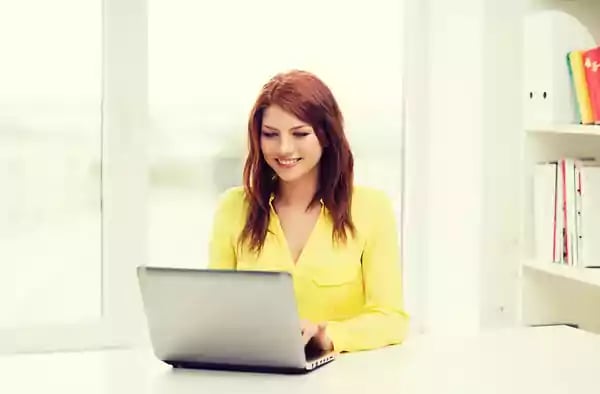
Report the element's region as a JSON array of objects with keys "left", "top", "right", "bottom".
[
  {"left": 526, "top": 124, "right": 600, "bottom": 137},
  {"left": 523, "top": 259, "right": 600, "bottom": 287}
]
